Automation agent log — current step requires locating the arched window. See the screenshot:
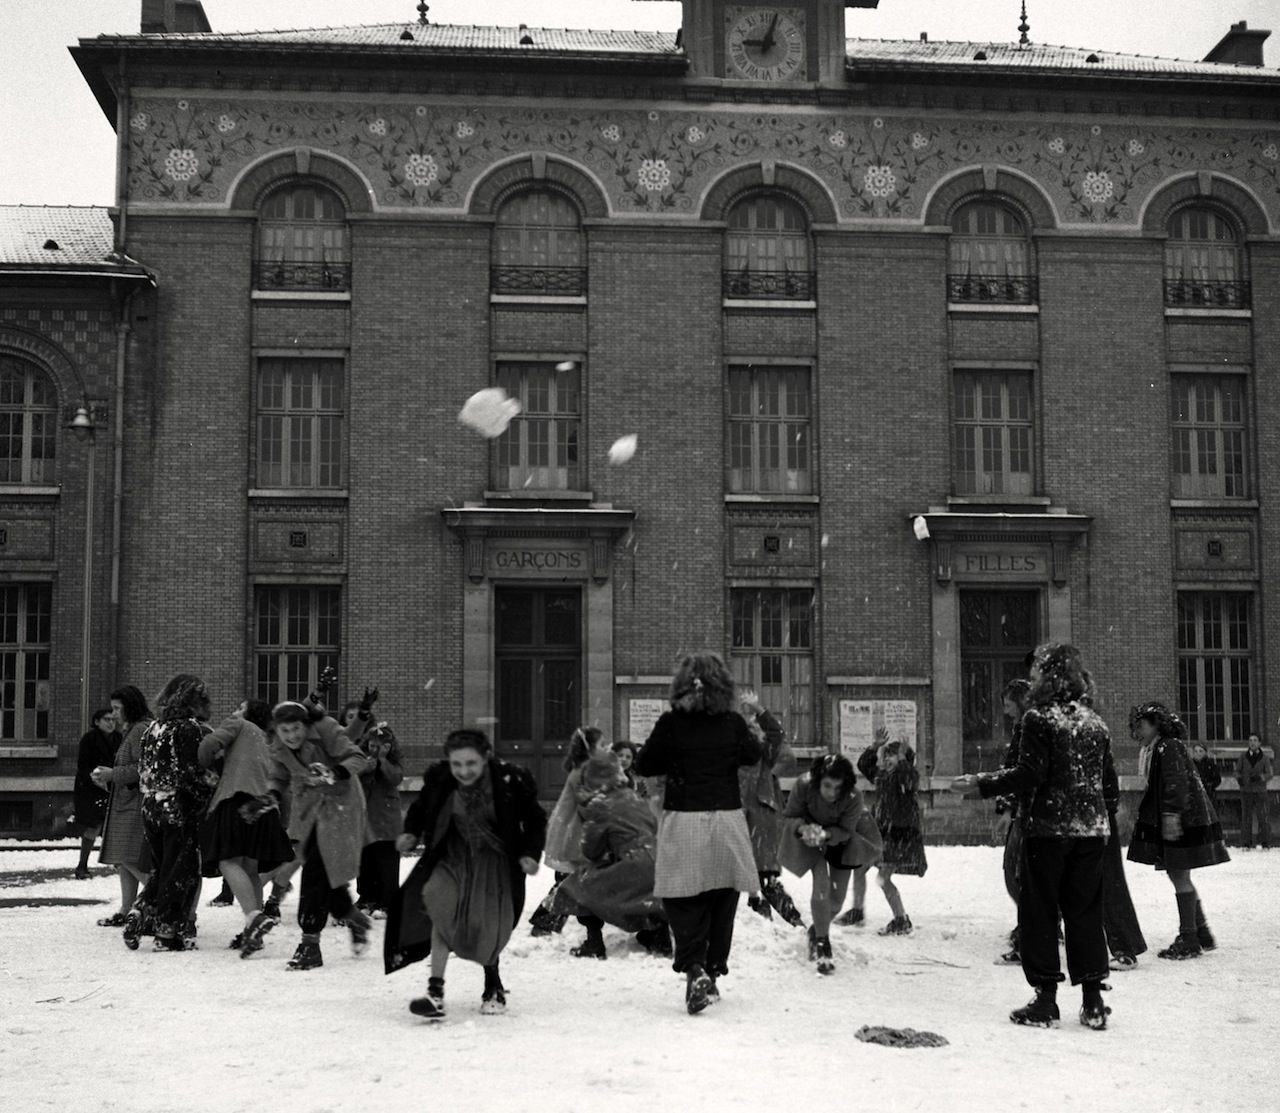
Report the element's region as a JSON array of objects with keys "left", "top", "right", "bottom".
[
  {"left": 948, "top": 200, "right": 1035, "bottom": 304},
  {"left": 491, "top": 189, "right": 585, "bottom": 296},
  {"left": 0, "top": 356, "right": 57, "bottom": 485},
  {"left": 724, "top": 195, "right": 813, "bottom": 299},
  {"left": 1165, "top": 206, "right": 1248, "bottom": 308},
  {"left": 255, "top": 184, "right": 350, "bottom": 291}
]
